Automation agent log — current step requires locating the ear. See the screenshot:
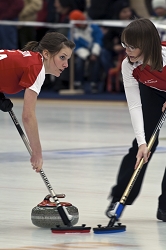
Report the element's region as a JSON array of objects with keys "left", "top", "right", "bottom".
[{"left": 42, "top": 49, "right": 49, "bottom": 59}]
